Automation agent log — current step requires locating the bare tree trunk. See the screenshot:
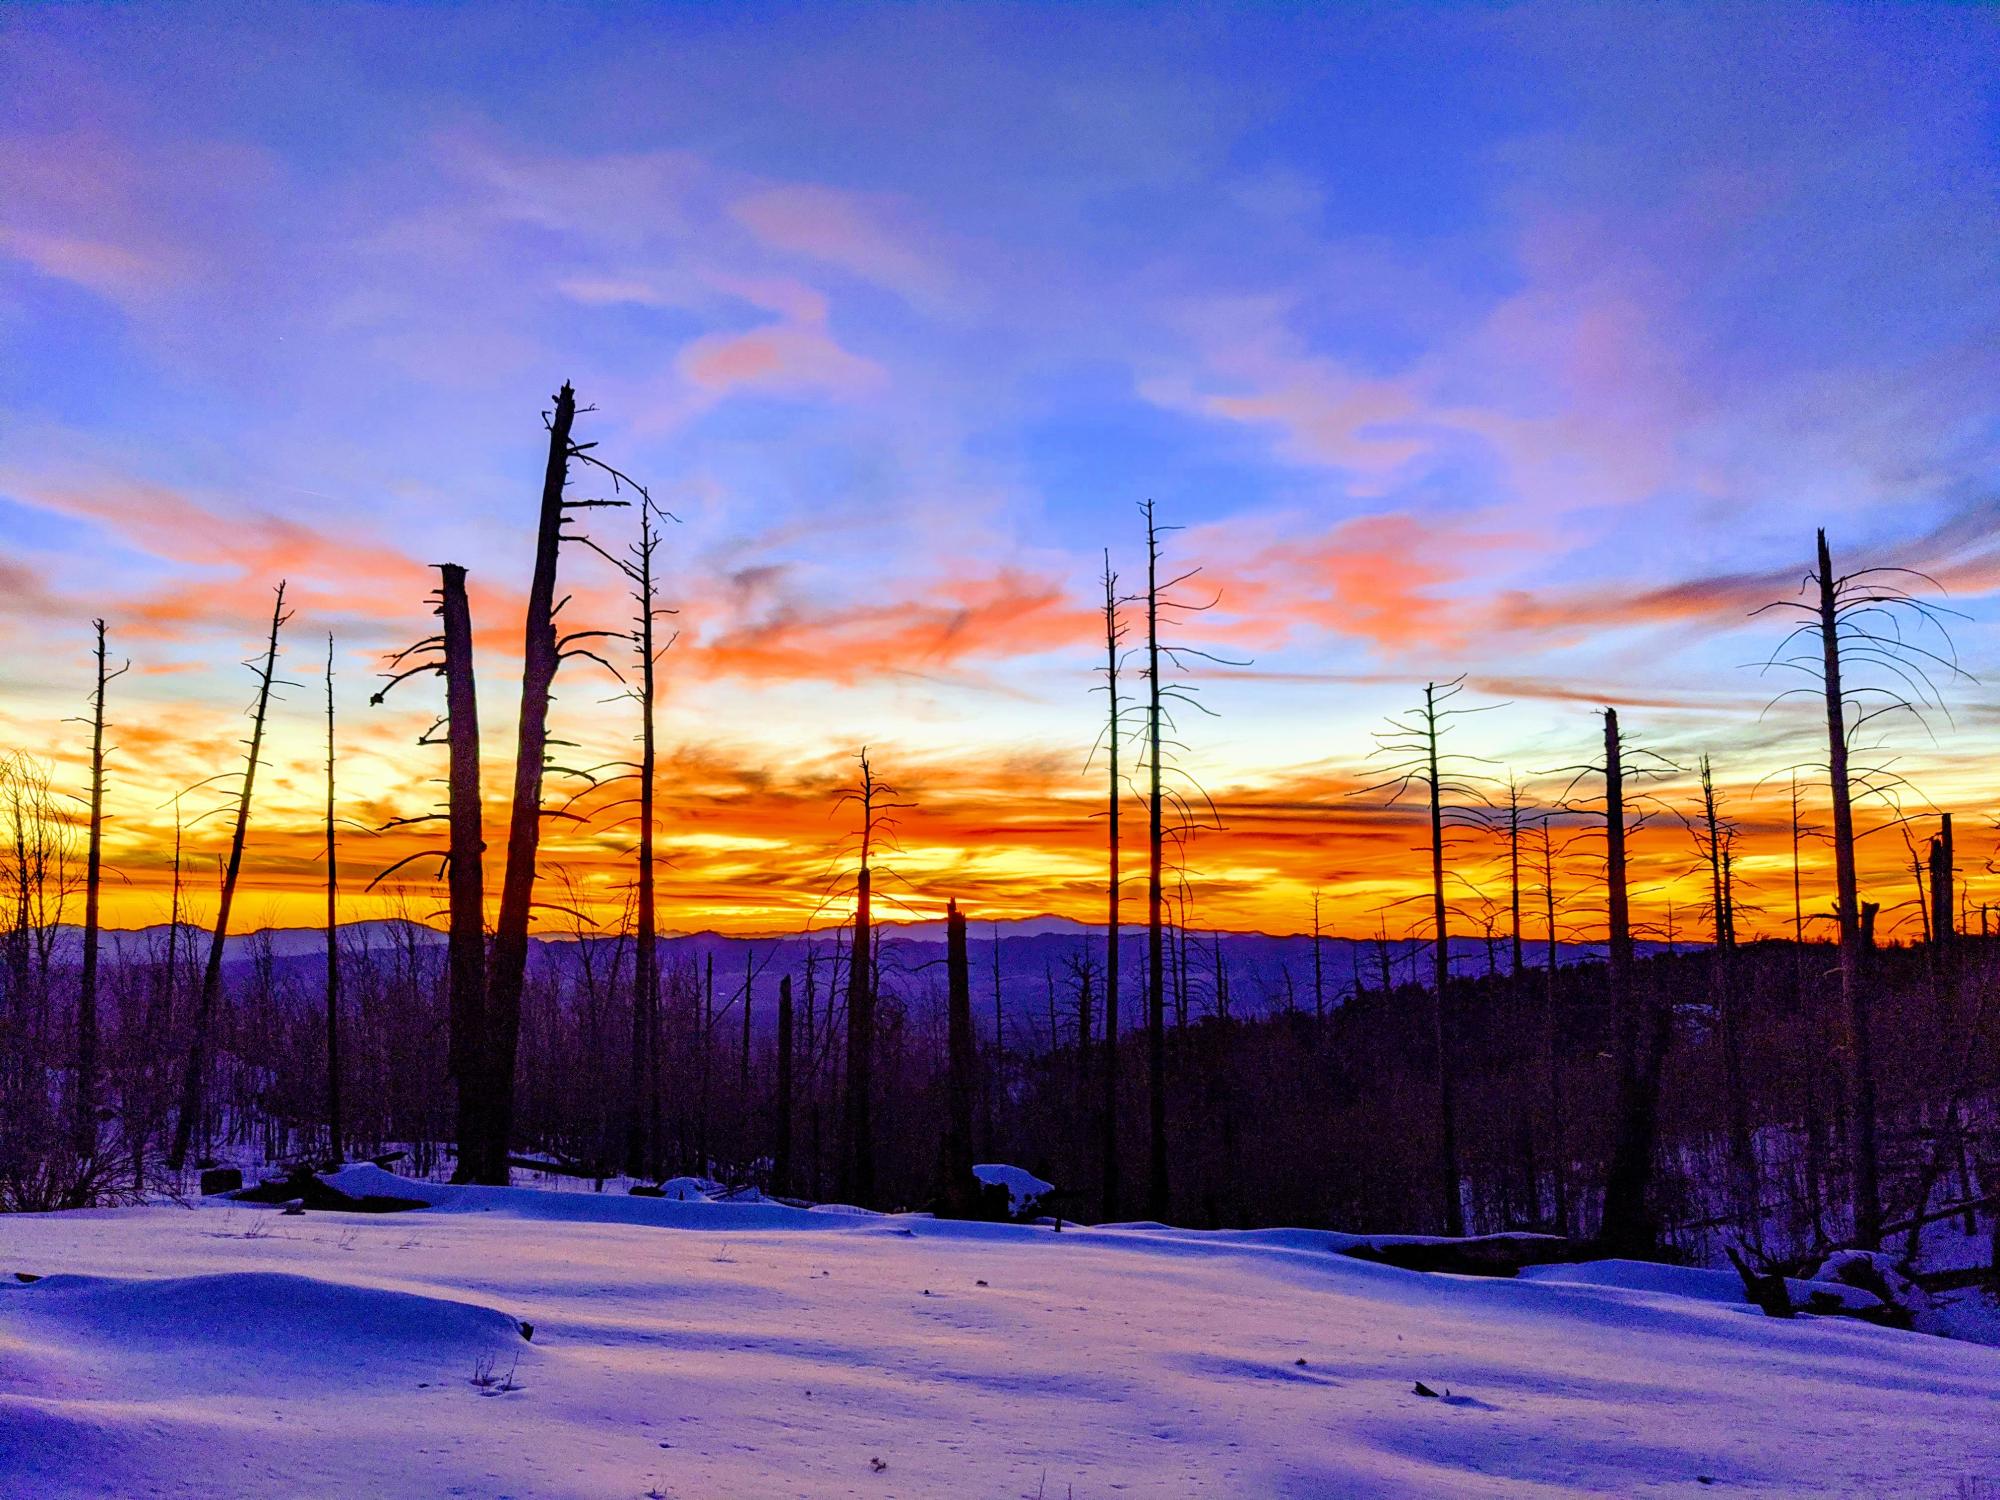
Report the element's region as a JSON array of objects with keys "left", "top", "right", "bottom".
[
  {"left": 774, "top": 974, "right": 794, "bottom": 1197},
  {"left": 482, "top": 382, "right": 579, "bottom": 1185},
  {"left": 1423, "top": 684, "right": 1465, "bottom": 1237},
  {"left": 1540, "top": 817, "right": 1569, "bottom": 1235},
  {"left": 1507, "top": 783, "right": 1524, "bottom": 980},
  {"left": 1701, "top": 756, "right": 1754, "bottom": 1223},
  {"left": 1100, "top": 553, "right": 1123, "bottom": 1222},
  {"left": 1143, "top": 502, "right": 1169, "bottom": 1221},
  {"left": 1599, "top": 707, "right": 1668, "bottom": 1256},
  {"left": 944, "top": 899, "right": 977, "bottom": 1214},
  {"left": 74, "top": 620, "right": 115, "bottom": 1161},
  {"left": 168, "top": 583, "right": 287, "bottom": 1172},
  {"left": 1792, "top": 771, "right": 1827, "bottom": 1241},
  {"left": 628, "top": 516, "right": 662, "bottom": 1179},
  {"left": 324, "top": 633, "right": 344, "bottom": 1164},
  {"left": 1816, "top": 530, "right": 1880, "bottom": 1248},
  {"left": 1311, "top": 891, "right": 1325, "bottom": 1022},
  {"left": 435, "top": 564, "right": 489, "bottom": 1183}
]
